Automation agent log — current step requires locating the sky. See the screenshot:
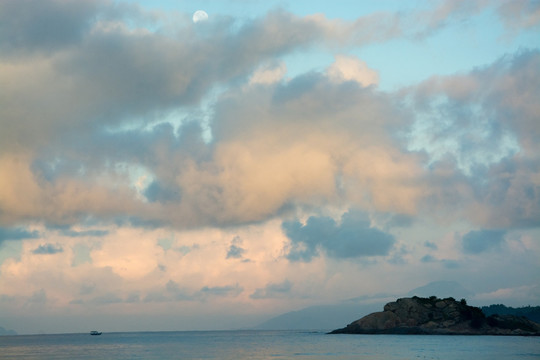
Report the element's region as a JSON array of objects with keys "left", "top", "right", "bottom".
[{"left": 0, "top": 0, "right": 539, "bottom": 335}]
